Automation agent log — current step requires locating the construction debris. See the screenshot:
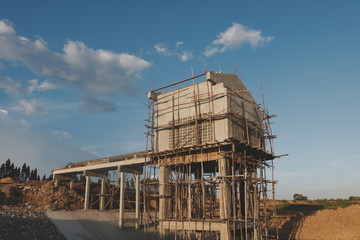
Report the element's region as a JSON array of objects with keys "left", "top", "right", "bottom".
[
  {"left": 0, "top": 209, "right": 66, "bottom": 240},
  {"left": 0, "top": 181, "right": 83, "bottom": 210}
]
